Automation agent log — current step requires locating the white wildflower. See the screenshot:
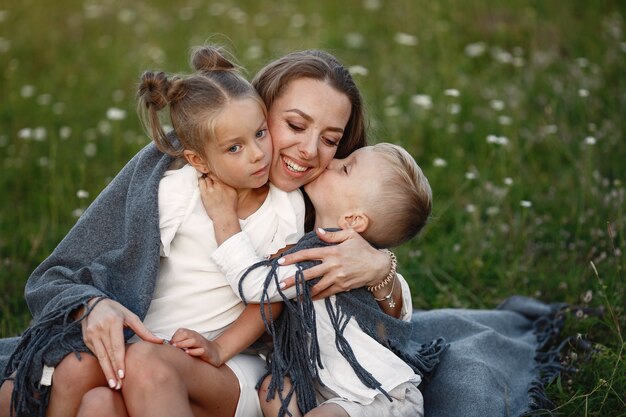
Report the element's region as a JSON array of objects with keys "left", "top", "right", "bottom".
[
  {"left": 118, "top": 9, "right": 136, "bottom": 23},
  {"left": 245, "top": 45, "right": 263, "bottom": 60},
  {"left": 444, "top": 88, "right": 460, "bottom": 97},
  {"left": 72, "top": 208, "right": 85, "bottom": 218},
  {"left": 348, "top": 65, "right": 369, "bottom": 76},
  {"left": 112, "top": 90, "right": 125, "bottom": 102},
  {"left": 433, "top": 158, "right": 447, "bottom": 167},
  {"left": 578, "top": 89, "right": 589, "bottom": 98},
  {"left": 76, "top": 190, "right": 90, "bottom": 199},
  {"left": 490, "top": 99, "right": 505, "bottom": 111},
  {"left": 576, "top": 57, "right": 589, "bottom": 68},
  {"left": 363, "top": 0, "right": 381, "bottom": 10},
  {"left": 177, "top": 7, "right": 193, "bottom": 21},
  {"left": 53, "top": 102, "right": 65, "bottom": 115},
  {"left": 447, "top": 103, "right": 461, "bottom": 115},
  {"left": 465, "top": 171, "right": 478, "bottom": 180},
  {"left": 465, "top": 204, "right": 476, "bottom": 213},
  {"left": 384, "top": 107, "right": 401, "bottom": 117},
  {"left": 345, "top": 32, "right": 365, "bottom": 48},
  {"left": 411, "top": 94, "right": 432, "bottom": 109},
  {"left": 394, "top": 33, "right": 418, "bottom": 46},
  {"left": 33, "top": 127, "right": 47, "bottom": 141},
  {"left": 503, "top": 177, "right": 514, "bottom": 186},
  {"left": 520, "top": 200, "right": 532, "bottom": 208},
  {"left": 464, "top": 42, "right": 486, "bottom": 57},
  {"left": 486, "top": 206, "right": 500, "bottom": 216},
  {"left": 498, "top": 115, "right": 512, "bottom": 125},
  {"left": 106, "top": 107, "right": 127, "bottom": 121},
  {"left": 21, "top": 85, "right": 35, "bottom": 98},
  {"left": 59, "top": 126, "right": 72, "bottom": 140},
  {"left": 84, "top": 143, "right": 97, "bottom": 157},
  {"left": 18, "top": 128, "right": 32, "bottom": 139},
  {"left": 0, "top": 37, "right": 10, "bottom": 53},
  {"left": 539, "top": 125, "right": 558, "bottom": 135},
  {"left": 37, "top": 94, "right": 52, "bottom": 106},
  {"left": 584, "top": 136, "right": 596, "bottom": 145}
]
